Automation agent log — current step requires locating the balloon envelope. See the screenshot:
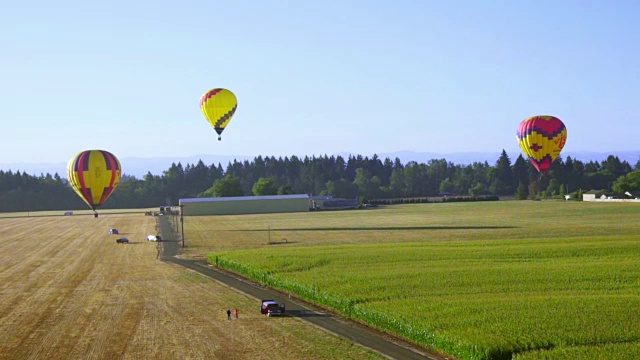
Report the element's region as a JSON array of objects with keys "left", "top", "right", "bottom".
[
  {"left": 516, "top": 115, "right": 567, "bottom": 174},
  {"left": 200, "top": 88, "right": 237, "bottom": 140},
  {"left": 67, "top": 150, "right": 121, "bottom": 210}
]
